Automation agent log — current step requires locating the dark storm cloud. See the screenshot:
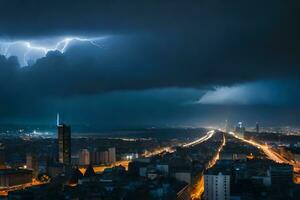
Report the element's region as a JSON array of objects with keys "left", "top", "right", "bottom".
[
  {"left": 0, "top": 33, "right": 299, "bottom": 99},
  {"left": 0, "top": 0, "right": 299, "bottom": 93},
  {"left": 0, "top": 0, "right": 300, "bottom": 126}
]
